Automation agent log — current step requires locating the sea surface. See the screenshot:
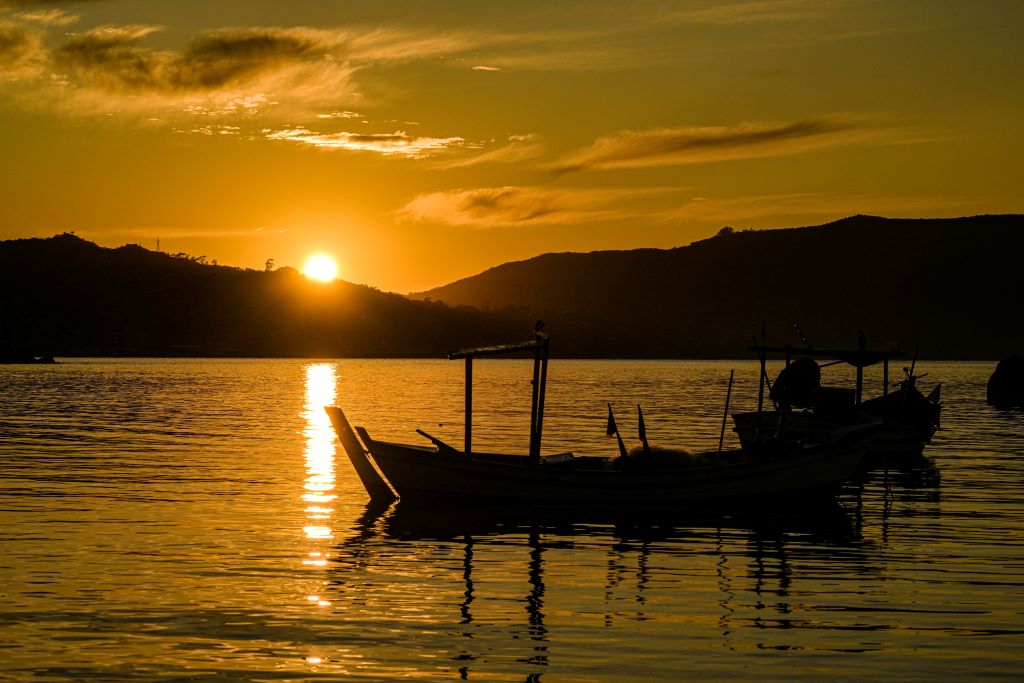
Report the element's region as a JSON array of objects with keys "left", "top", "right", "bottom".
[{"left": 2, "top": 359, "right": 1022, "bottom": 681}]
